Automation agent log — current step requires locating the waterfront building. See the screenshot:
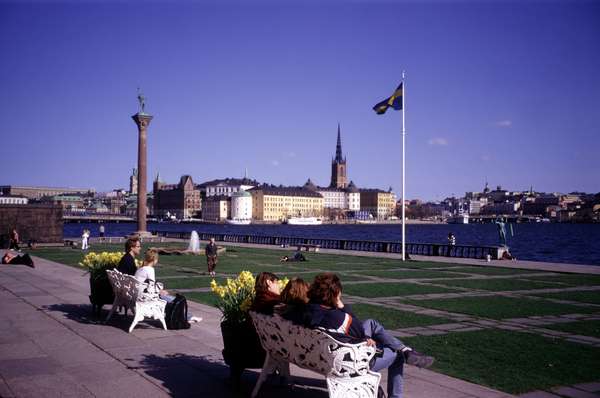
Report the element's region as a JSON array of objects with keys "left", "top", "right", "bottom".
[
  {"left": 129, "top": 168, "right": 138, "bottom": 195},
  {"left": 250, "top": 185, "right": 323, "bottom": 222},
  {"left": 330, "top": 124, "right": 348, "bottom": 189},
  {"left": 230, "top": 190, "right": 253, "bottom": 221},
  {"left": 360, "top": 189, "right": 396, "bottom": 220},
  {"left": 0, "top": 185, "right": 94, "bottom": 200},
  {"left": 202, "top": 195, "right": 230, "bottom": 221},
  {"left": 198, "top": 177, "right": 257, "bottom": 198},
  {"left": 41, "top": 194, "right": 85, "bottom": 213},
  {"left": 468, "top": 199, "right": 487, "bottom": 215},
  {"left": 480, "top": 202, "right": 520, "bottom": 215},
  {"left": 303, "top": 179, "right": 360, "bottom": 219},
  {"left": 153, "top": 175, "right": 201, "bottom": 219},
  {"left": 0, "top": 195, "right": 28, "bottom": 205}
]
